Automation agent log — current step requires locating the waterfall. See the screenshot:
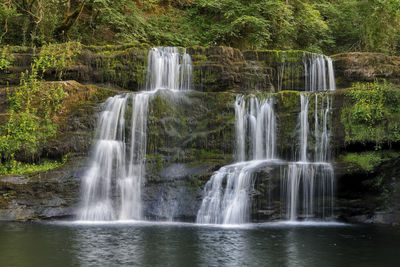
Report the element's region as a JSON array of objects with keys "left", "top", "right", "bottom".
[
  {"left": 146, "top": 47, "right": 192, "bottom": 91},
  {"left": 304, "top": 53, "right": 336, "bottom": 92},
  {"left": 197, "top": 52, "right": 337, "bottom": 224},
  {"left": 281, "top": 92, "right": 334, "bottom": 221},
  {"left": 79, "top": 47, "right": 192, "bottom": 221},
  {"left": 278, "top": 53, "right": 336, "bottom": 221},
  {"left": 197, "top": 95, "right": 277, "bottom": 224},
  {"left": 235, "top": 95, "right": 277, "bottom": 161},
  {"left": 299, "top": 94, "right": 309, "bottom": 162},
  {"left": 196, "top": 160, "right": 267, "bottom": 224},
  {"left": 281, "top": 163, "right": 334, "bottom": 221},
  {"left": 277, "top": 52, "right": 336, "bottom": 92}
]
